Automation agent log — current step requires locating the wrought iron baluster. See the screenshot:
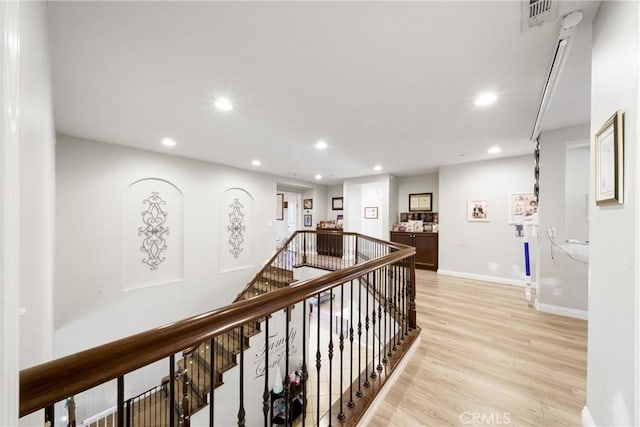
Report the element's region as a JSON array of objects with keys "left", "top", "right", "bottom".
[
  {"left": 348, "top": 278, "right": 355, "bottom": 409},
  {"left": 370, "top": 269, "right": 378, "bottom": 379},
  {"left": 364, "top": 272, "right": 371, "bottom": 388},
  {"left": 117, "top": 376, "right": 124, "bottom": 427},
  {"left": 328, "top": 288, "right": 334, "bottom": 423},
  {"left": 209, "top": 337, "right": 216, "bottom": 427},
  {"left": 356, "top": 277, "right": 363, "bottom": 398},
  {"left": 182, "top": 359, "right": 190, "bottom": 427},
  {"left": 393, "top": 265, "right": 398, "bottom": 351},
  {"left": 237, "top": 326, "right": 246, "bottom": 427},
  {"left": 385, "top": 265, "right": 391, "bottom": 361},
  {"left": 262, "top": 318, "right": 269, "bottom": 427},
  {"left": 285, "top": 308, "right": 290, "bottom": 427},
  {"left": 338, "top": 283, "right": 346, "bottom": 421},
  {"left": 301, "top": 299, "right": 307, "bottom": 427},
  {"left": 401, "top": 260, "right": 406, "bottom": 341},
  {"left": 315, "top": 292, "right": 322, "bottom": 425},
  {"left": 377, "top": 268, "right": 383, "bottom": 373}
]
